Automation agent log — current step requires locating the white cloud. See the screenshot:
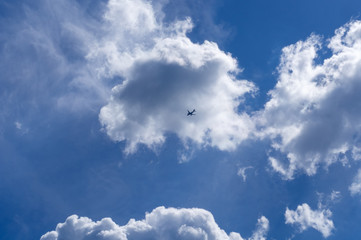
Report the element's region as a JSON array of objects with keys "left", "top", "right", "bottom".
[
  {"left": 1, "top": 0, "right": 256, "bottom": 153},
  {"left": 349, "top": 169, "right": 361, "bottom": 196},
  {"left": 257, "top": 21, "right": 361, "bottom": 179},
  {"left": 41, "top": 206, "right": 269, "bottom": 240},
  {"left": 10, "top": 0, "right": 361, "bottom": 173},
  {"left": 249, "top": 216, "right": 269, "bottom": 240},
  {"left": 14, "top": 121, "right": 29, "bottom": 135},
  {"left": 0, "top": 0, "right": 111, "bottom": 133},
  {"left": 94, "top": 0, "right": 256, "bottom": 154},
  {"left": 237, "top": 166, "right": 253, "bottom": 182},
  {"left": 316, "top": 190, "right": 342, "bottom": 210},
  {"left": 329, "top": 190, "right": 341, "bottom": 202},
  {"left": 14, "top": 121, "right": 22, "bottom": 130},
  {"left": 285, "top": 203, "right": 334, "bottom": 238}
]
